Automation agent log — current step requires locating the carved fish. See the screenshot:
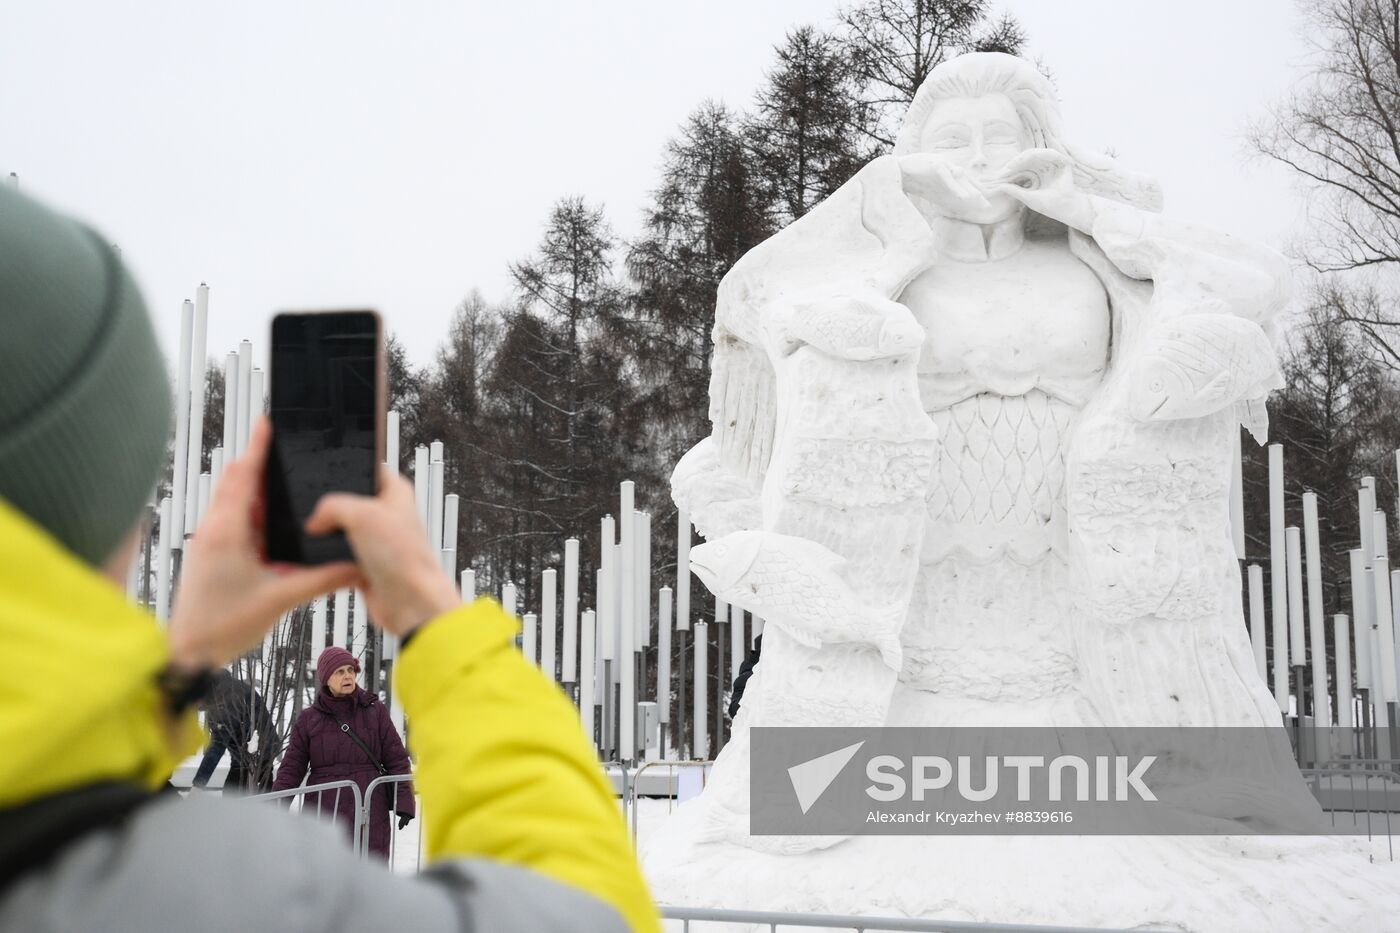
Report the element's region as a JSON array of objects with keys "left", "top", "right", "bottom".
[
  {"left": 689, "top": 529, "right": 904, "bottom": 669},
  {"left": 1127, "top": 313, "right": 1283, "bottom": 443}
]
